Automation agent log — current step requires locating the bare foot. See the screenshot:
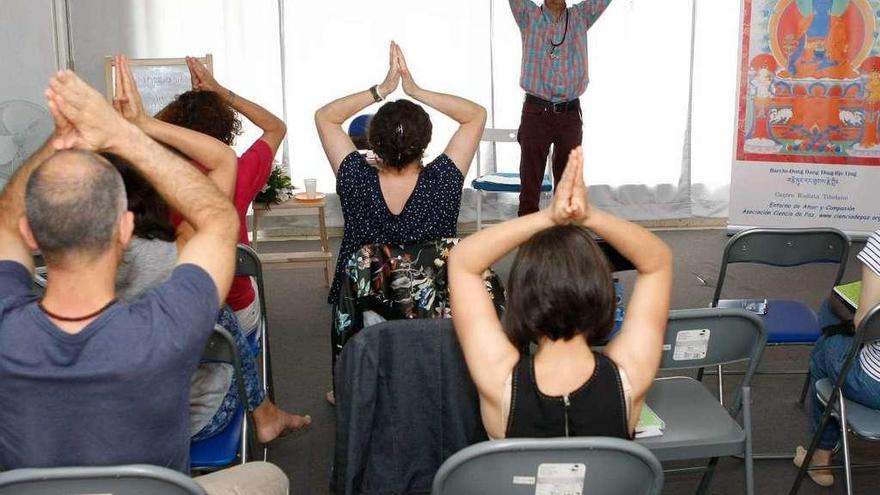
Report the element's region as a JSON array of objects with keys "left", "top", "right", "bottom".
[
  {"left": 793, "top": 446, "right": 834, "bottom": 487},
  {"left": 252, "top": 400, "right": 311, "bottom": 444}
]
